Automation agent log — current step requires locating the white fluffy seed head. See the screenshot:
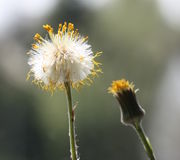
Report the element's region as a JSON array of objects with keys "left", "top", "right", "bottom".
[{"left": 27, "top": 22, "right": 102, "bottom": 91}]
